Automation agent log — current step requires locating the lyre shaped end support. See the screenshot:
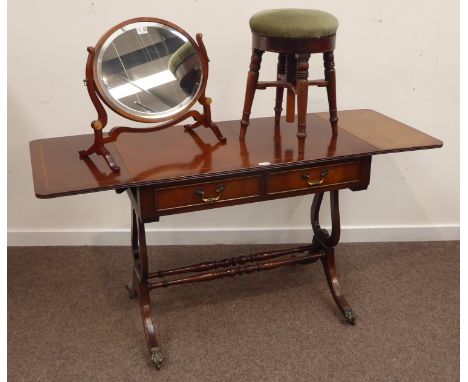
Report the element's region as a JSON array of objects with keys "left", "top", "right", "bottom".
[{"left": 311, "top": 191, "right": 341, "bottom": 248}]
